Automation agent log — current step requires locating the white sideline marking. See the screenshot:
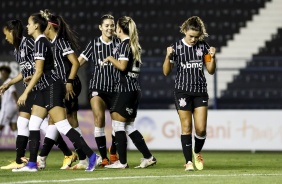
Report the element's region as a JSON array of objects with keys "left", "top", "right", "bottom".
[{"left": 1, "top": 174, "right": 282, "bottom": 184}]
